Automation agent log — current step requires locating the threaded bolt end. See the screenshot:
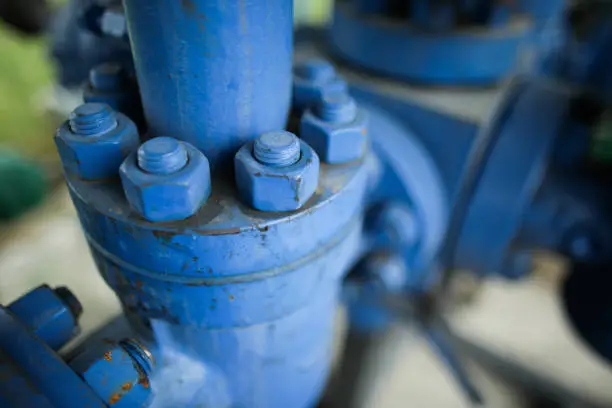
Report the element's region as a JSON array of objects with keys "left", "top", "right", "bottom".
[
  {"left": 315, "top": 92, "right": 357, "bottom": 123},
  {"left": 89, "top": 63, "right": 126, "bottom": 91},
  {"left": 137, "top": 137, "right": 188, "bottom": 175},
  {"left": 294, "top": 59, "right": 335, "bottom": 83},
  {"left": 69, "top": 103, "right": 118, "bottom": 136},
  {"left": 54, "top": 286, "right": 83, "bottom": 320},
  {"left": 120, "top": 338, "right": 155, "bottom": 375},
  {"left": 254, "top": 131, "right": 301, "bottom": 167}
]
